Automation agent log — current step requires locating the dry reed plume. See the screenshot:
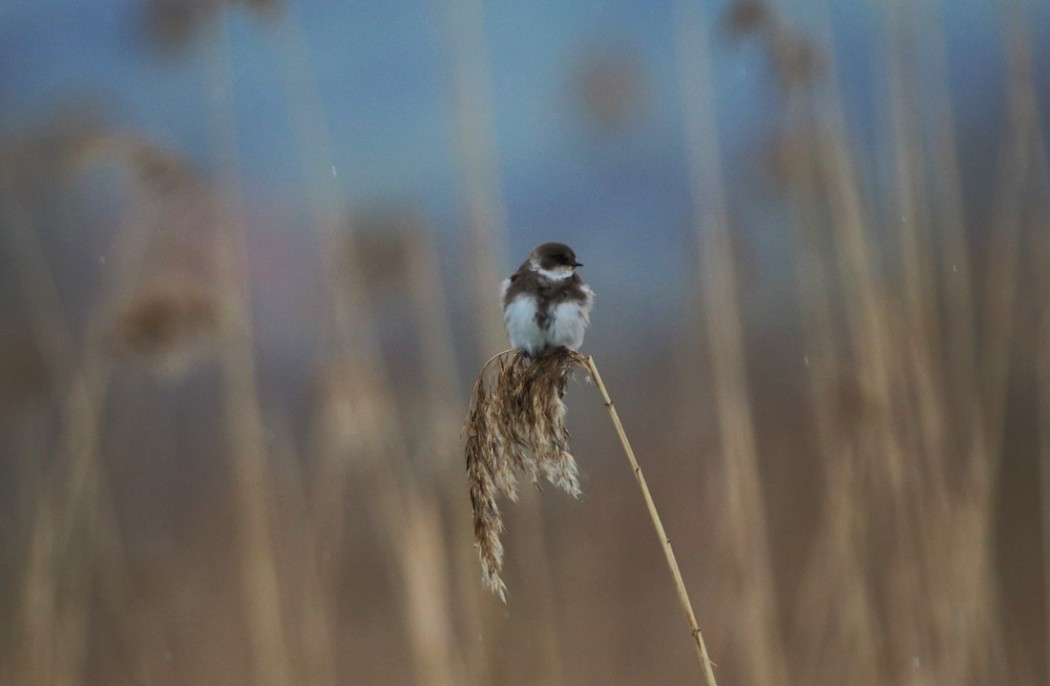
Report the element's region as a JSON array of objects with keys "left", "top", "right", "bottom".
[
  {"left": 0, "top": 332, "right": 54, "bottom": 411},
  {"left": 106, "top": 274, "right": 221, "bottom": 375},
  {"left": 144, "top": 0, "right": 280, "bottom": 51},
  {"left": 465, "top": 349, "right": 584, "bottom": 600}
]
